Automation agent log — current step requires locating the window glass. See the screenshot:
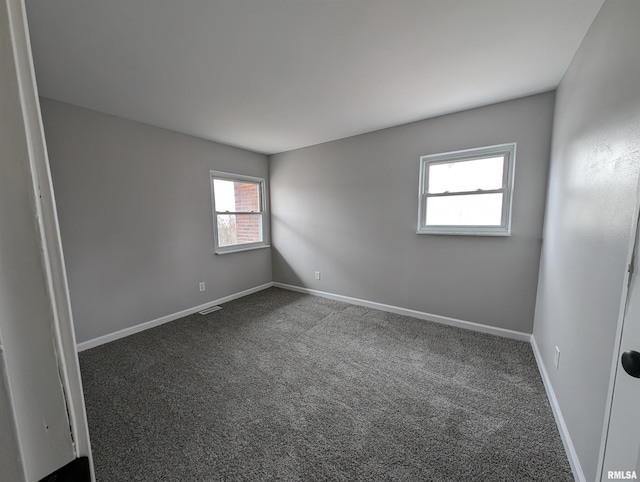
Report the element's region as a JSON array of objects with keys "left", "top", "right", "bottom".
[
  {"left": 213, "top": 179, "right": 260, "bottom": 212},
  {"left": 425, "top": 193, "right": 503, "bottom": 226},
  {"left": 428, "top": 156, "right": 504, "bottom": 194},
  {"left": 216, "top": 214, "right": 263, "bottom": 247}
]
